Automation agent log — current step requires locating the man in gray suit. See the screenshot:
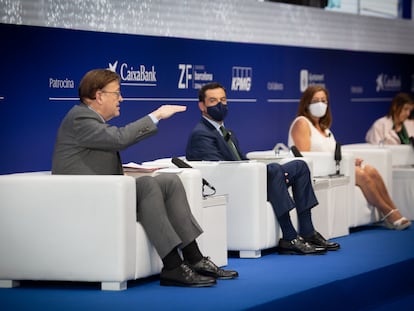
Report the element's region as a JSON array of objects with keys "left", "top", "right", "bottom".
[{"left": 52, "top": 69, "right": 238, "bottom": 287}]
